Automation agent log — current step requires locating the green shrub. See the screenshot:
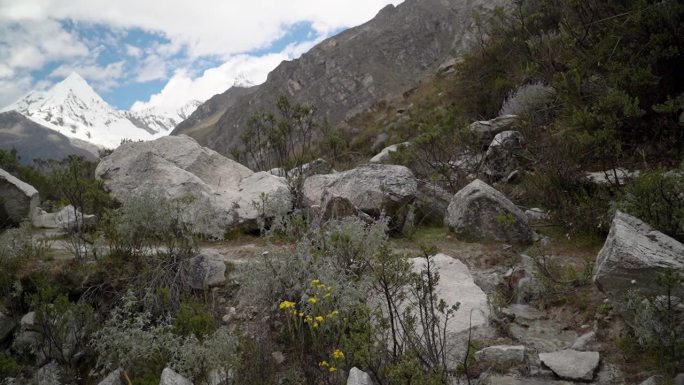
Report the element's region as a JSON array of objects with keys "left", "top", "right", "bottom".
[
  {"left": 172, "top": 301, "right": 215, "bottom": 339},
  {"left": 623, "top": 269, "right": 684, "bottom": 375},
  {"left": 0, "top": 351, "right": 21, "bottom": 378},
  {"left": 618, "top": 166, "right": 684, "bottom": 242},
  {"left": 27, "top": 287, "right": 97, "bottom": 368},
  {"left": 91, "top": 292, "right": 239, "bottom": 384},
  {"left": 0, "top": 222, "right": 51, "bottom": 297}
]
